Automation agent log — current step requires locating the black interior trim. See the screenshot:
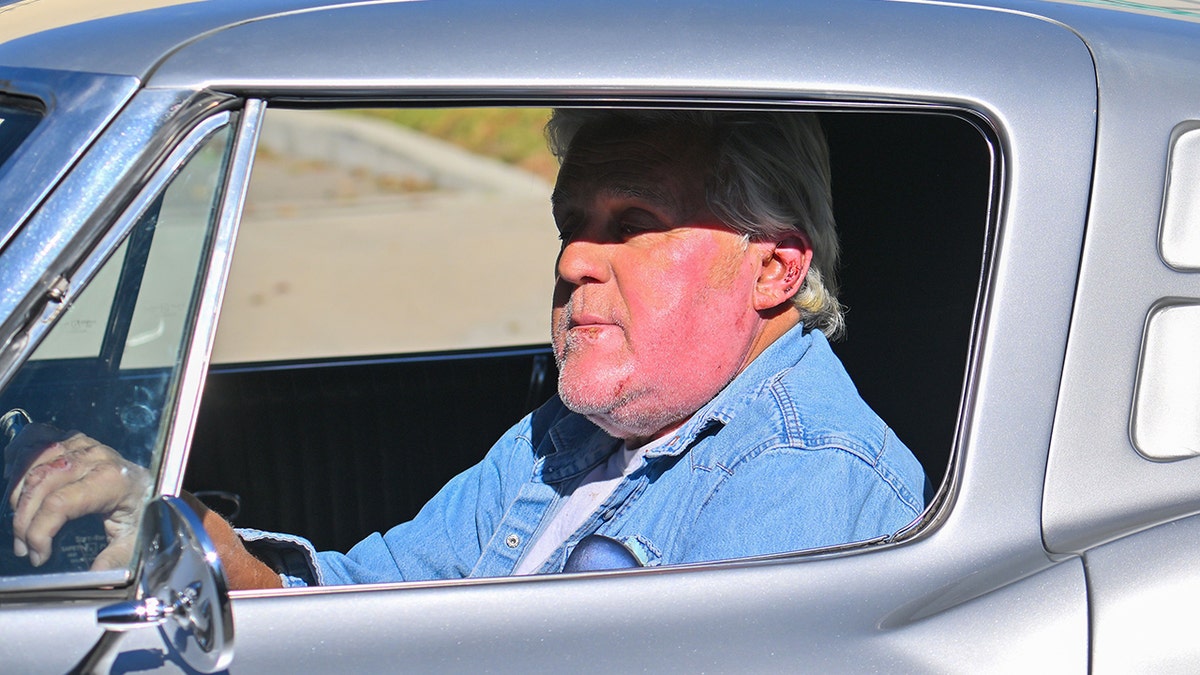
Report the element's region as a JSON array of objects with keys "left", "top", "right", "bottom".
[{"left": 187, "top": 346, "right": 557, "bottom": 551}]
